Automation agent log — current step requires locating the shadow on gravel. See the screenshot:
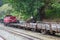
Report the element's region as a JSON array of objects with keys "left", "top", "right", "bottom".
[
  {"left": 47, "top": 34, "right": 60, "bottom": 38},
  {"left": 52, "top": 35, "right": 60, "bottom": 37}
]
